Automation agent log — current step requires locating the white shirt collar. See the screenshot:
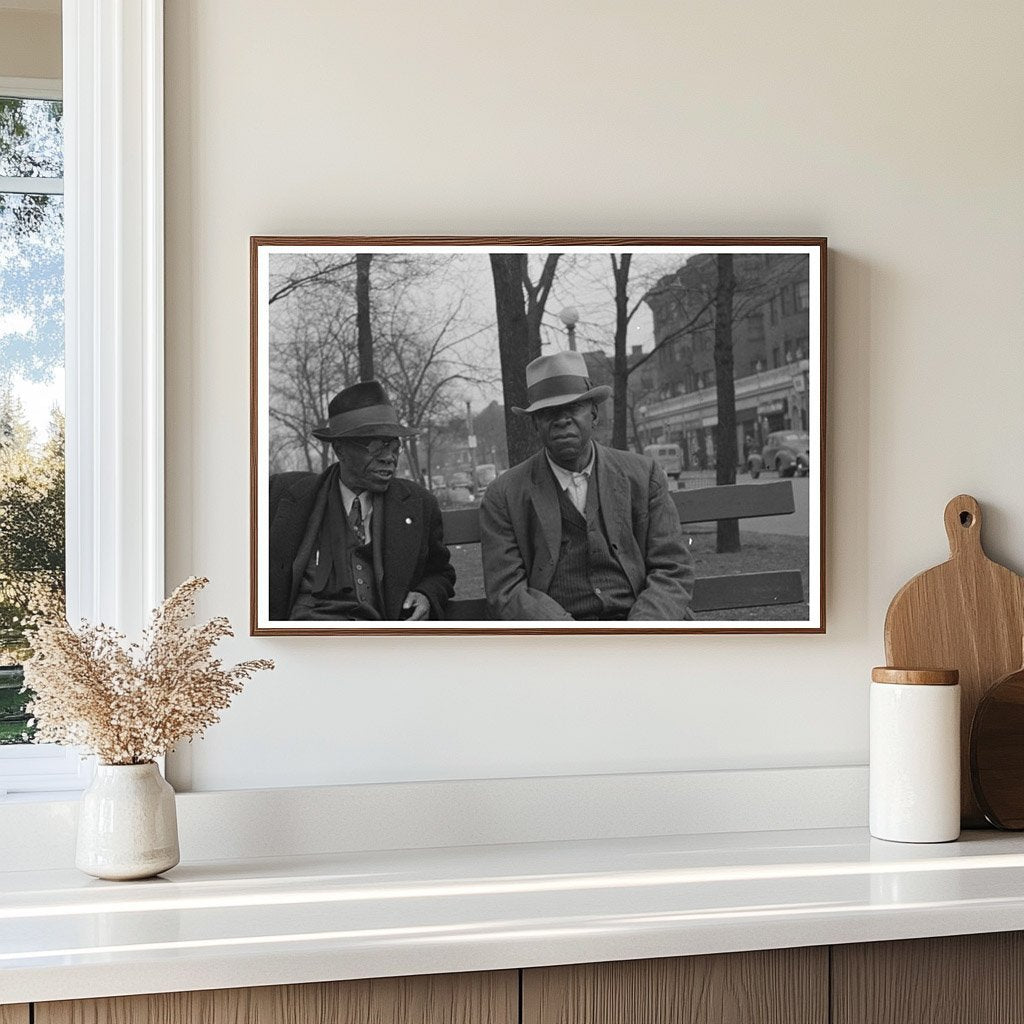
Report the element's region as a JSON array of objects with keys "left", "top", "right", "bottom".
[
  {"left": 339, "top": 479, "right": 370, "bottom": 518},
  {"left": 545, "top": 444, "right": 595, "bottom": 490}
]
